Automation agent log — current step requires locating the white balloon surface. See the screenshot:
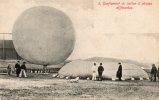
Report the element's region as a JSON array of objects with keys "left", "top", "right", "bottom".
[{"left": 12, "top": 6, "right": 75, "bottom": 65}]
